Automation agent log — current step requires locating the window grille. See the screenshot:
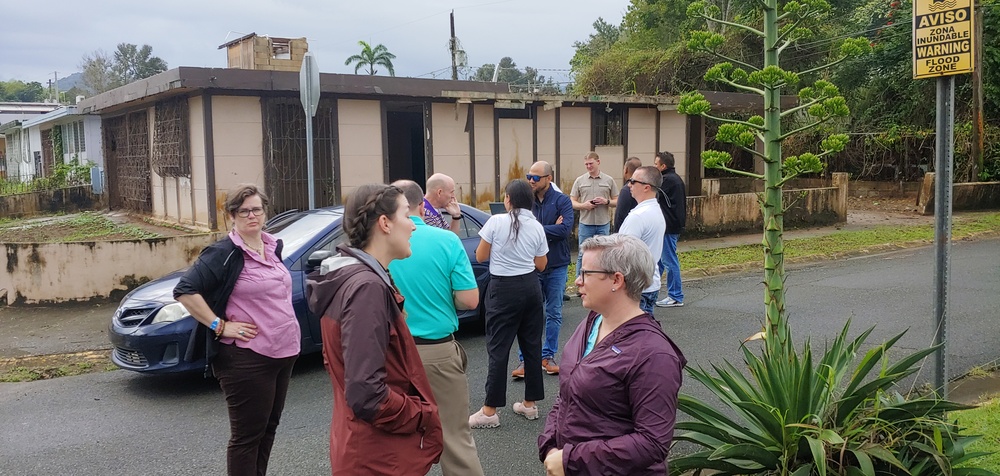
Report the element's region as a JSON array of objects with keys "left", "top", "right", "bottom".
[
  {"left": 593, "top": 107, "right": 624, "bottom": 146},
  {"left": 151, "top": 98, "right": 191, "bottom": 177}
]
